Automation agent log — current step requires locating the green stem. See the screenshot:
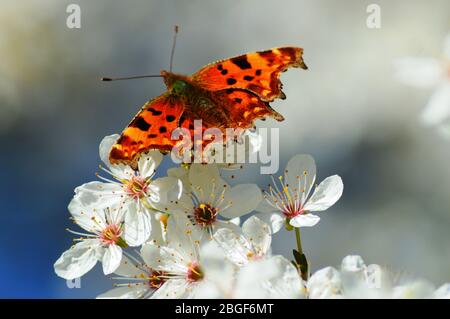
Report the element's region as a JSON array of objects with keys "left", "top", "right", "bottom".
[{"left": 295, "top": 227, "right": 303, "bottom": 255}]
